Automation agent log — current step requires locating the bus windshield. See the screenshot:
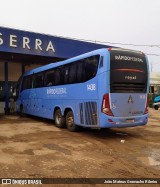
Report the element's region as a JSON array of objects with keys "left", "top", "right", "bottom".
[{"left": 110, "top": 49, "right": 148, "bottom": 93}]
